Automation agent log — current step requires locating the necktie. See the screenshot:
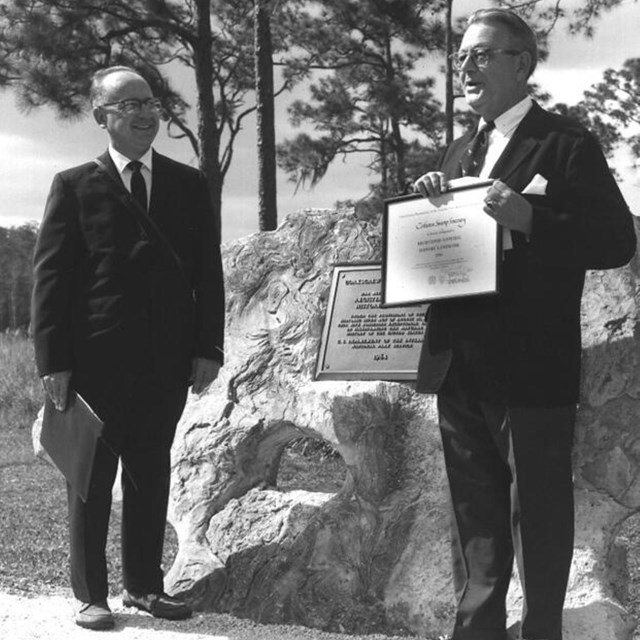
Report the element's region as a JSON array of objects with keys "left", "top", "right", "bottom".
[
  {"left": 128, "top": 160, "right": 147, "bottom": 211},
  {"left": 459, "top": 120, "right": 495, "bottom": 177}
]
